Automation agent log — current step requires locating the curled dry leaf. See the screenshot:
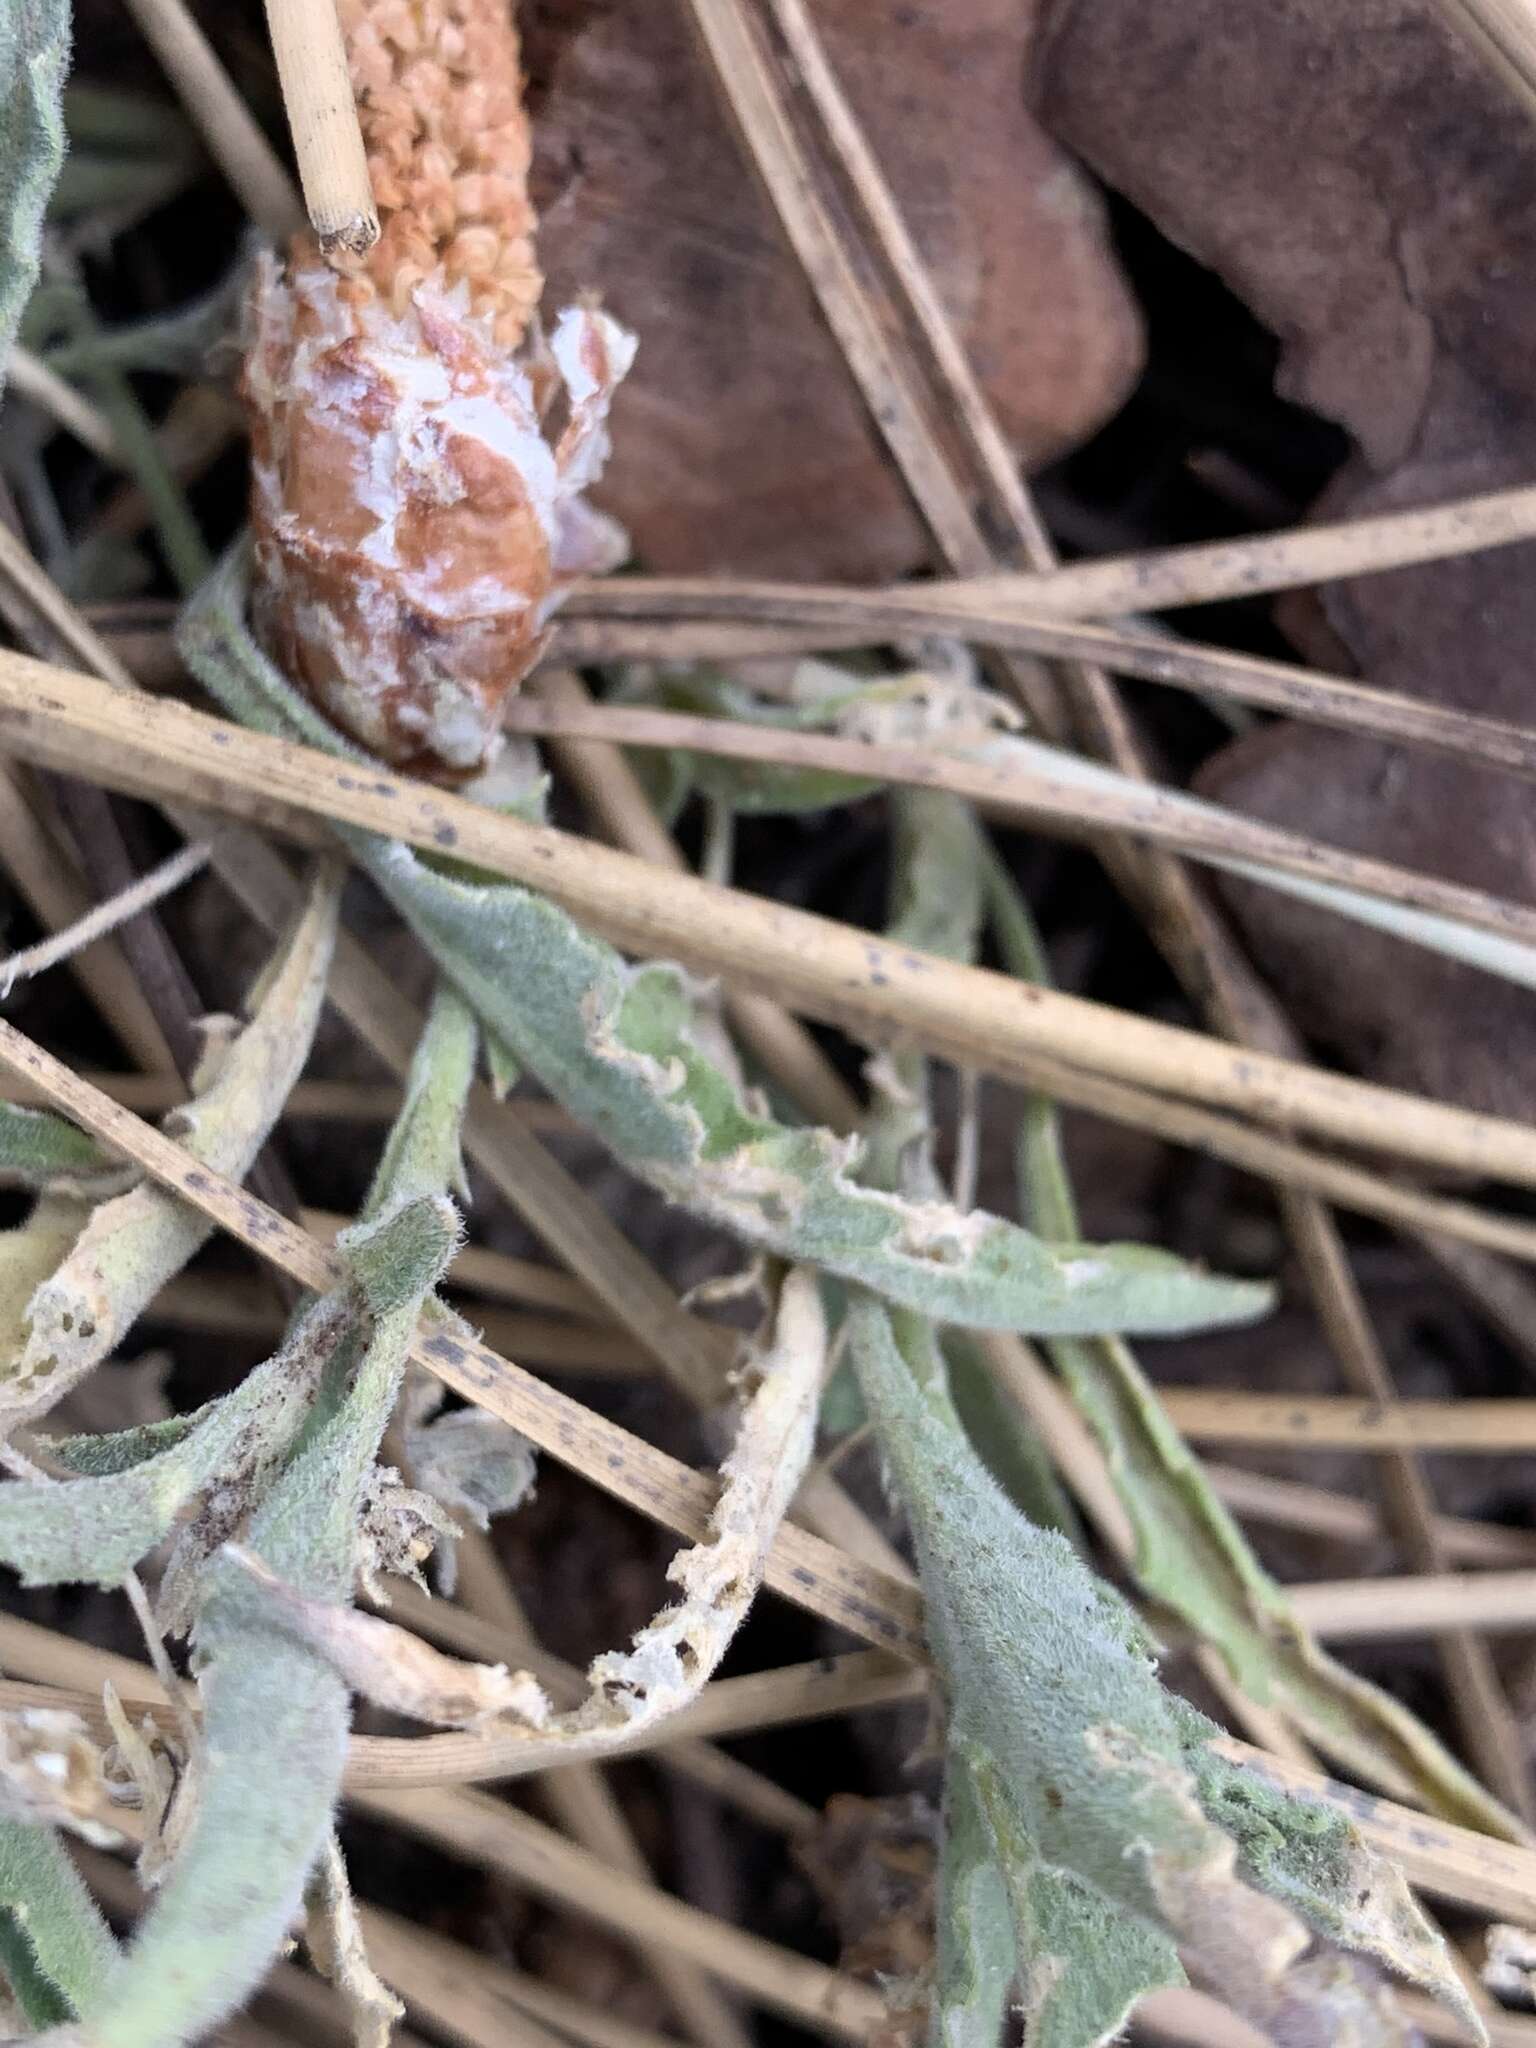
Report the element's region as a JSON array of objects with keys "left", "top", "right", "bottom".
[
  {"left": 0, "top": 1708, "right": 125, "bottom": 1849},
  {"left": 244, "top": 0, "right": 634, "bottom": 781},
  {"left": 1037, "top": 0, "right": 1536, "bottom": 1118},
  {"left": 224, "top": 1264, "right": 825, "bottom": 1746},
  {"left": 529, "top": 0, "right": 1143, "bottom": 579},
  {"left": 303, "top": 1834, "right": 403, "bottom": 2048}
]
